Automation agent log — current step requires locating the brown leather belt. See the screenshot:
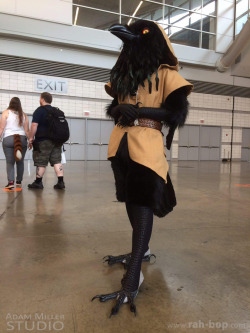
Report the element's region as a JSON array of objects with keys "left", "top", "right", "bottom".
[{"left": 137, "top": 118, "right": 163, "bottom": 131}]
